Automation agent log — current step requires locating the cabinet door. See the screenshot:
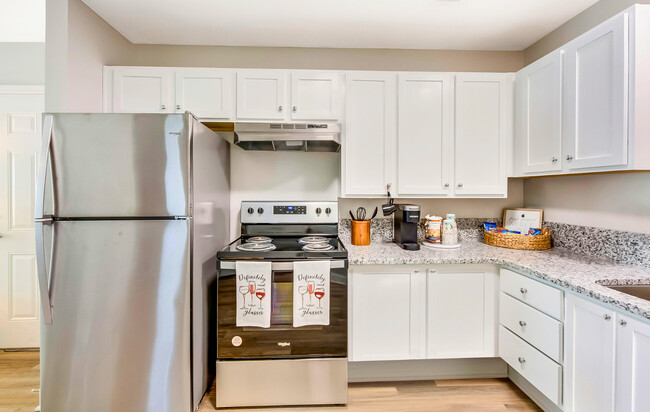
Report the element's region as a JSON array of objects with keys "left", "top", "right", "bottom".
[
  {"left": 343, "top": 72, "right": 397, "bottom": 196},
  {"left": 616, "top": 315, "right": 650, "bottom": 412},
  {"left": 515, "top": 51, "right": 563, "bottom": 175},
  {"left": 397, "top": 73, "right": 452, "bottom": 197},
  {"left": 175, "top": 68, "right": 234, "bottom": 119},
  {"left": 112, "top": 67, "right": 173, "bottom": 113},
  {"left": 565, "top": 294, "right": 616, "bottom": 412},
  {"left": 236, "top": 70, "right": 286, "bottom": 120},
  {"left": 426, "top": 268, "right": 497, "bottom": 358},
  {"left": 350, "top": 267, "right": 424, "bottom": 361},
  {"left": 290, "top": 72, "right": 340, "bottom": 120},
  {"left": 454, "top": 73, "right": 511, "bottom": 196},
  {"left": 562, "top": 12, "right": 628, "bottom": 170}
]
